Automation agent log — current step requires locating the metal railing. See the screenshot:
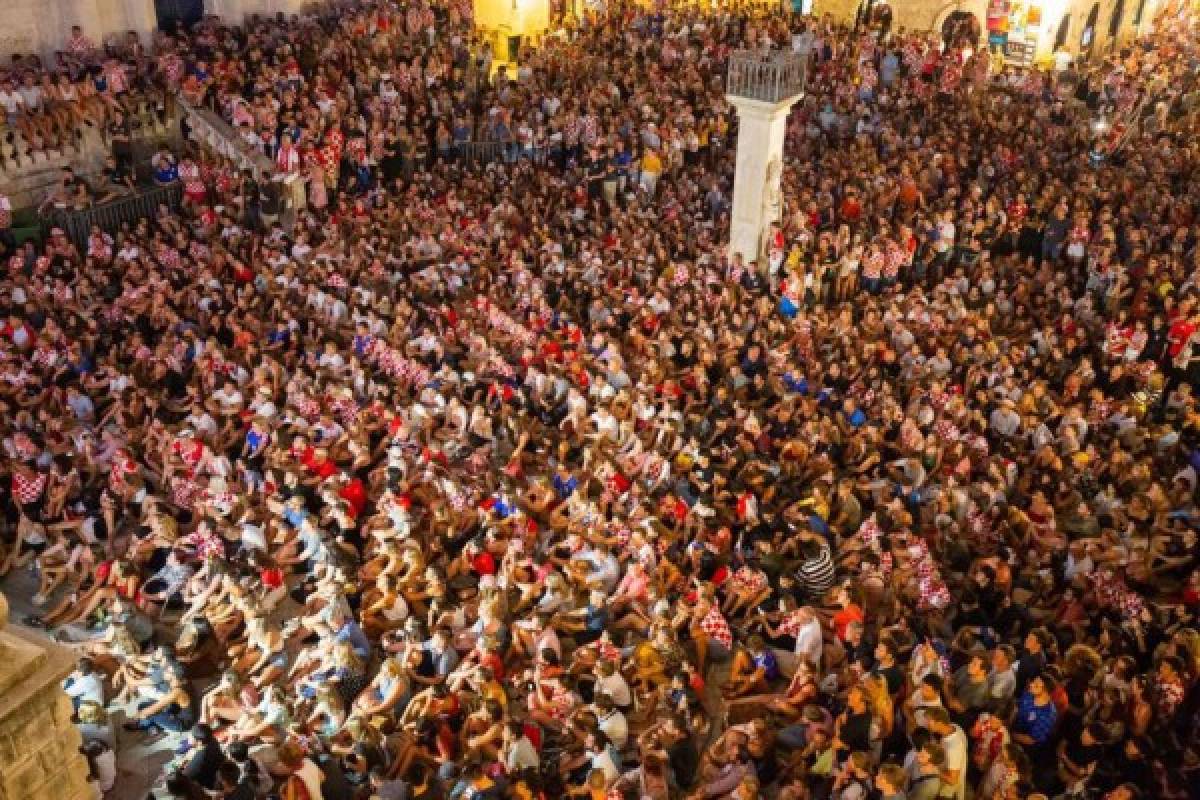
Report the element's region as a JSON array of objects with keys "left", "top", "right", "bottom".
[
  {"left": 44, "top": 182, "right": 183, "bottom": 250},
  {"left": 449, "top": 141, "right": 552, "bottom": 166},
  {"left": 726, "top": 49, "right": 808, "bottom": 104}
]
